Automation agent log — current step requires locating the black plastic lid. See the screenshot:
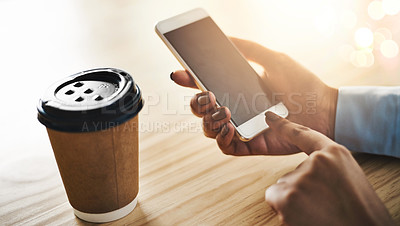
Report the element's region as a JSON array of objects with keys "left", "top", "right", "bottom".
[{"left": 37, "top": 68, "right": 144, "bottom": 132}]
